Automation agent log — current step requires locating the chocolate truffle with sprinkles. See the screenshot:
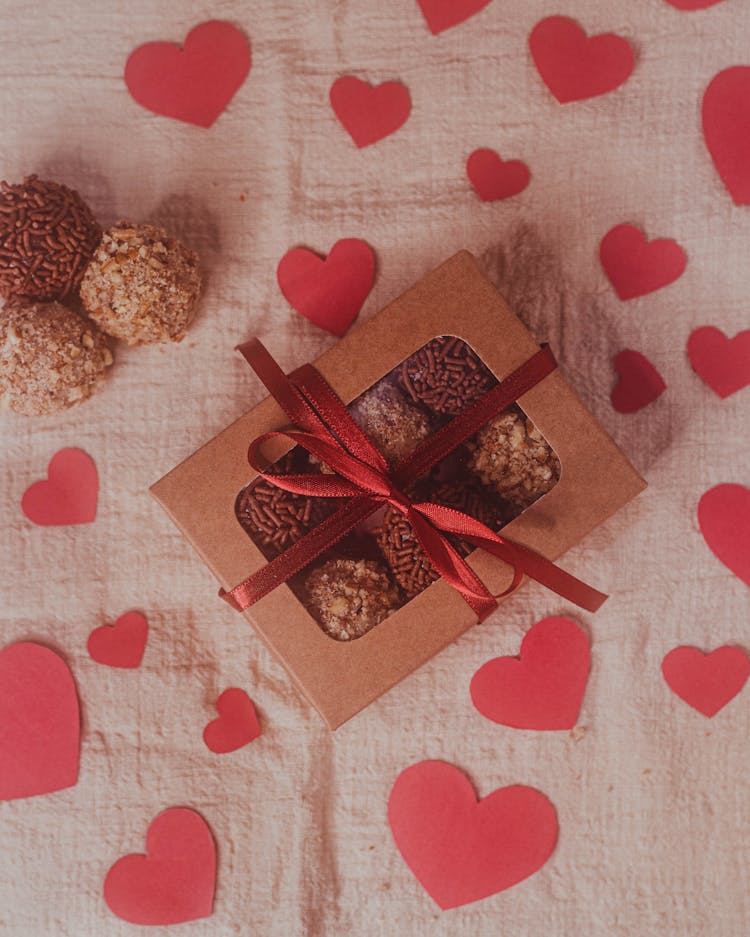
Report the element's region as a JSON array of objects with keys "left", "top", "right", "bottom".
[
  {"left": 80, "top": 222, "right": 201, "bottom": 345},
  {"left": 235, "top": 453, "right": 336, "bottom": 559},
  {"left": 375, "top": 478, "right": 505, "bottom": 599},
  {"left": 400, "top": 336, "right": 495, "bottom": 417},
  {"left": 0, "top": 176, "right": 101, "bottom": 302},
  {"left": 0, "top": 300, "right": 113, "bottom": 416},
  {"left": 467, "top": 408, "right": 560, "bottom": 510},
  {"left": 304, "top": 558, "right": 400, "bottom": 641}
]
